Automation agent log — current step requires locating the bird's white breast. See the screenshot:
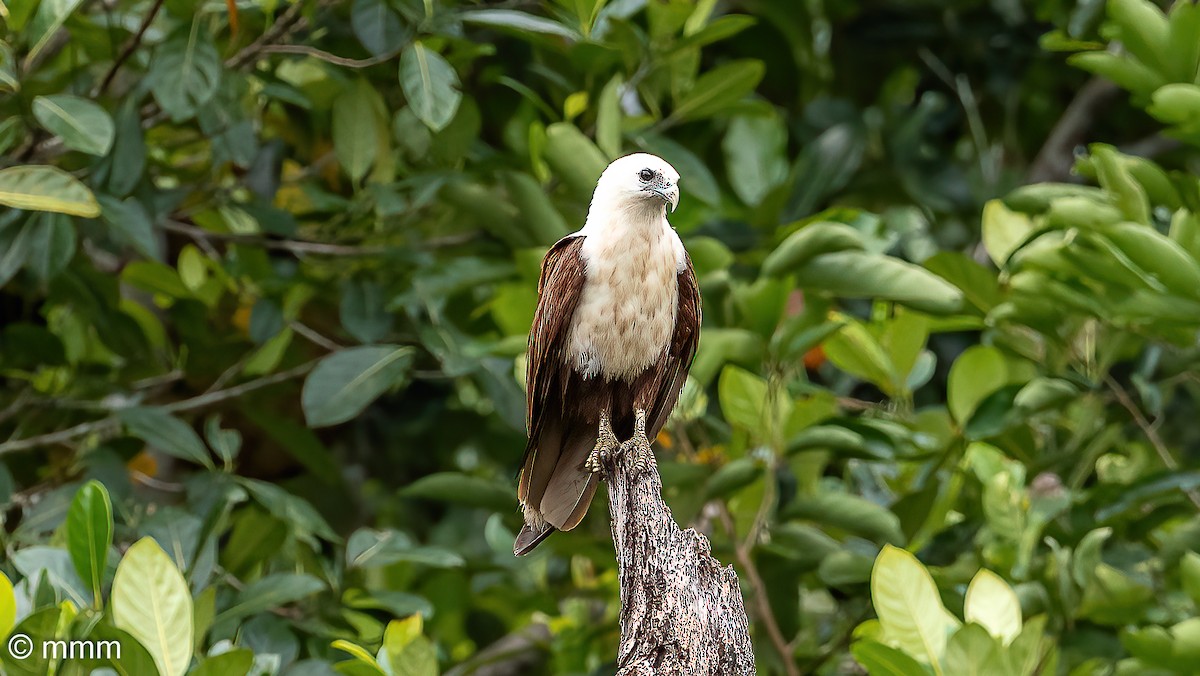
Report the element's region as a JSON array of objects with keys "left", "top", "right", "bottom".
[{"left": 566, "top": 225, "right": 682, "bottom": 381}]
